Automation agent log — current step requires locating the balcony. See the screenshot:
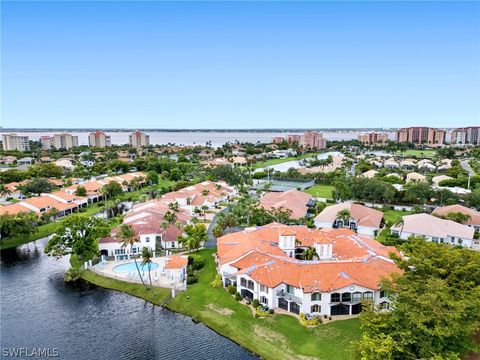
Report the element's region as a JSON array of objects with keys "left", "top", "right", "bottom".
[{"left": 276, "top": 290, "right": 302, "bottom": 305}]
